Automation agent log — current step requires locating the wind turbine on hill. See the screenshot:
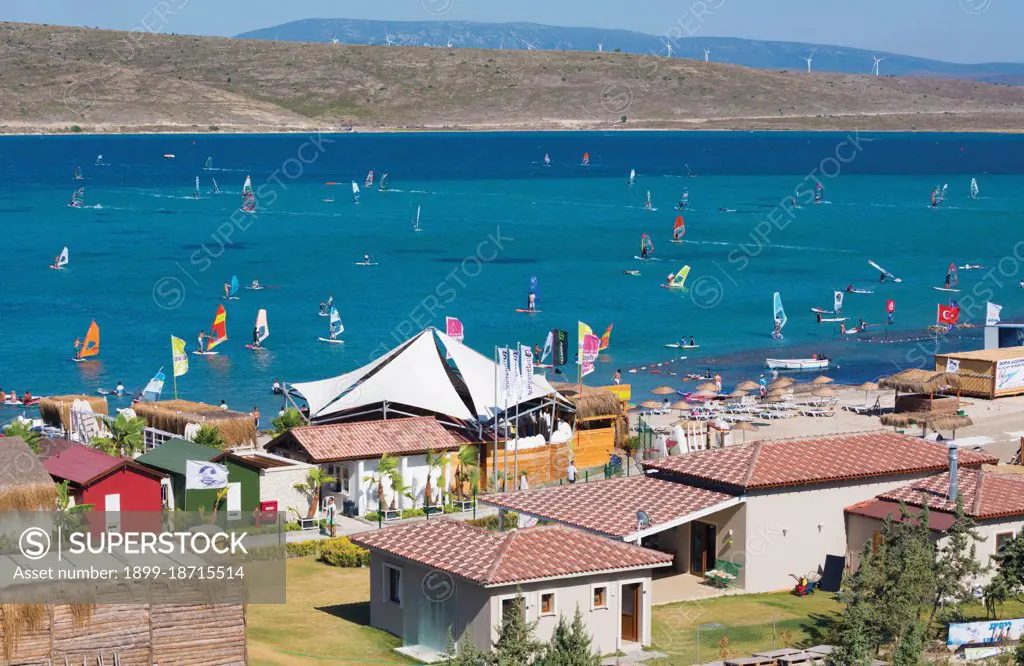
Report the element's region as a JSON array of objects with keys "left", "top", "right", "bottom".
[
  {"left": 663, "top": 39, "right": 674, "bottom": 58},
  {"left": 384, "top": 27, "right": 397, "bottom": 47},
  {"left": 703, "top": 48, "right": 711, "bottom": 62},
  {"left": 872, "top": 55, "right": 885, "bottom": 76},
  {"left": 803, "top": 50, "right": 815, "bottom": 73}
]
